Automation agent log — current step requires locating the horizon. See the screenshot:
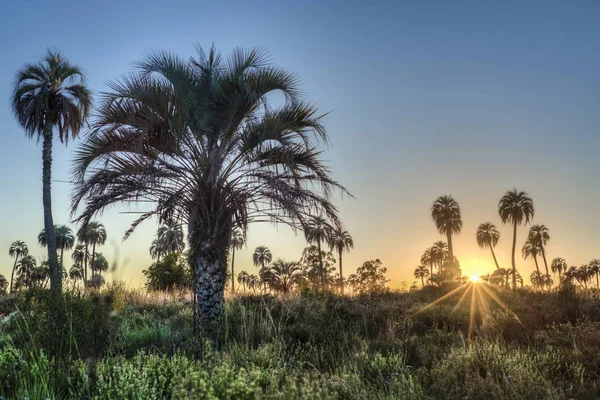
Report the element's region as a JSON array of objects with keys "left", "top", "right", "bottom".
[{"left": 1, "top": 0, "right": 599, "bottom": 289}]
